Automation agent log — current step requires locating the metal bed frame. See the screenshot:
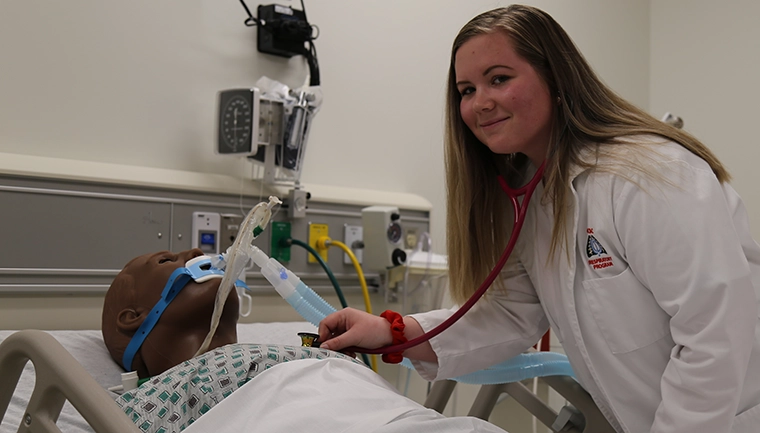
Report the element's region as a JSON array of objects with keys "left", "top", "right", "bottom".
[
  {"left": 0, "top": 330, "right": 139, "bottom": 433},
  {"left": 424, "top": 374, "right": 612, "bottom": 432}
]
